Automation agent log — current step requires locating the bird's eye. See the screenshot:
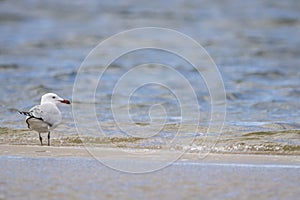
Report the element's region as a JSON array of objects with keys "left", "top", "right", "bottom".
[{"left": 52, "top": 96, "right": 56, "bottom": 99}]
